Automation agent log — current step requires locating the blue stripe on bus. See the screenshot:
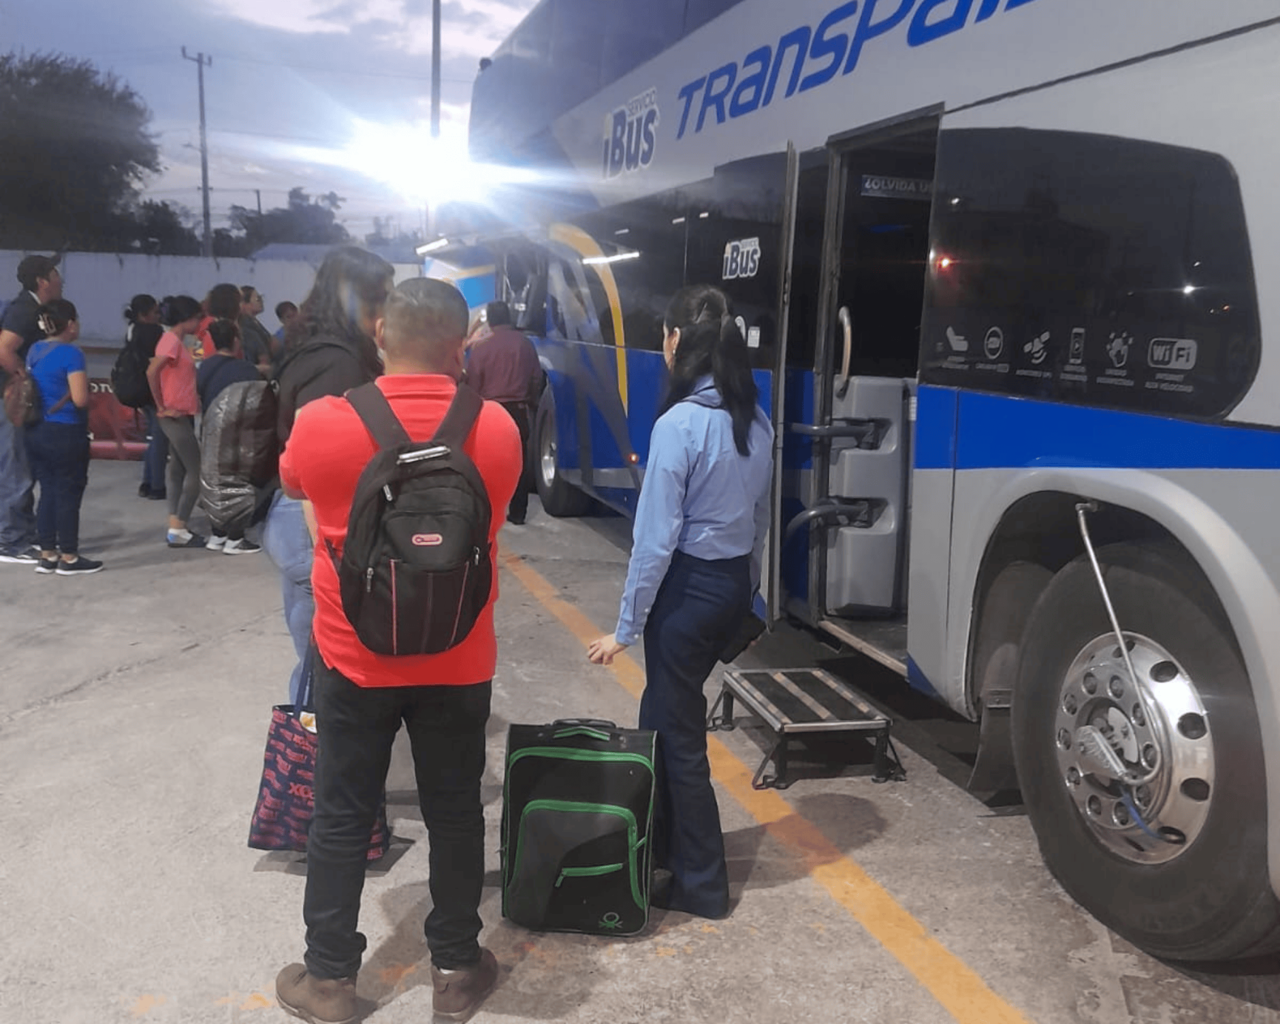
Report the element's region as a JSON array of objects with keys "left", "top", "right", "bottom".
[
  {"left": 907, "top": 657, "right": 943, "bottom": 702},
  {"left": 915, "top": 386, "right": 958, "bottom": 470},
  {"left": 916, "top": 386, "right": 1280, "bottom": 471}
]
